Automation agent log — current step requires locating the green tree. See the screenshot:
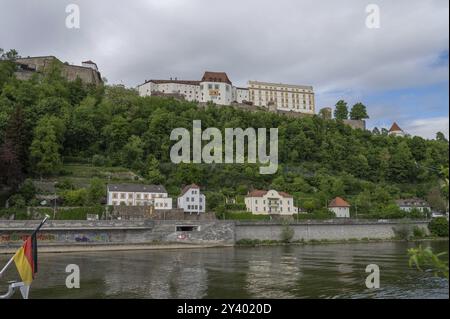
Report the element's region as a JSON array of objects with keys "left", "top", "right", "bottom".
[
  {"left": 29, "top": 118, "right": 62, "bottom": 177},
  {"left": 436, "top": 132, "right": 448, "bottom": 143},
  {"left": 88, "top": 178, "right": 105, "bottom": 204},
  {"left": 350, "top": 102, "right": 369, "bottom": 120},
  {"left": 333, "top": 100, "right": 349, "bottom": 120},
  {"left": 146, "top": 155, "right": 164, "bottom": 184}
]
